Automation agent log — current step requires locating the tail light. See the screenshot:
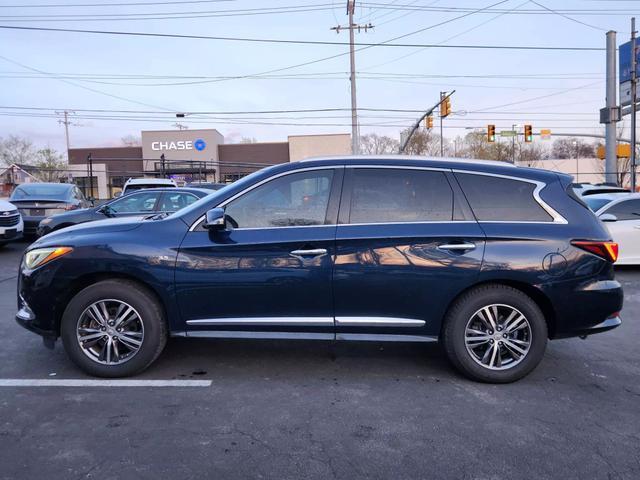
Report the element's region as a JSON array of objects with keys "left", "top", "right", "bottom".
[
  {"left": 571, "top": 240, "right": 618, "bottom": 263},
  {"left": 64, "top": 204, "right": 79, "bottom": 211}
]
